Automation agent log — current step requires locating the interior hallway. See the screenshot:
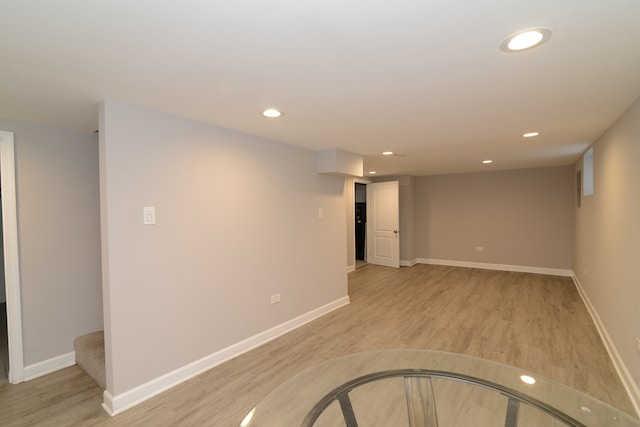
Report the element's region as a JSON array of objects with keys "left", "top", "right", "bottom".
[{"left": 0, "top": 264, "right": 635, "bottom": 426}]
